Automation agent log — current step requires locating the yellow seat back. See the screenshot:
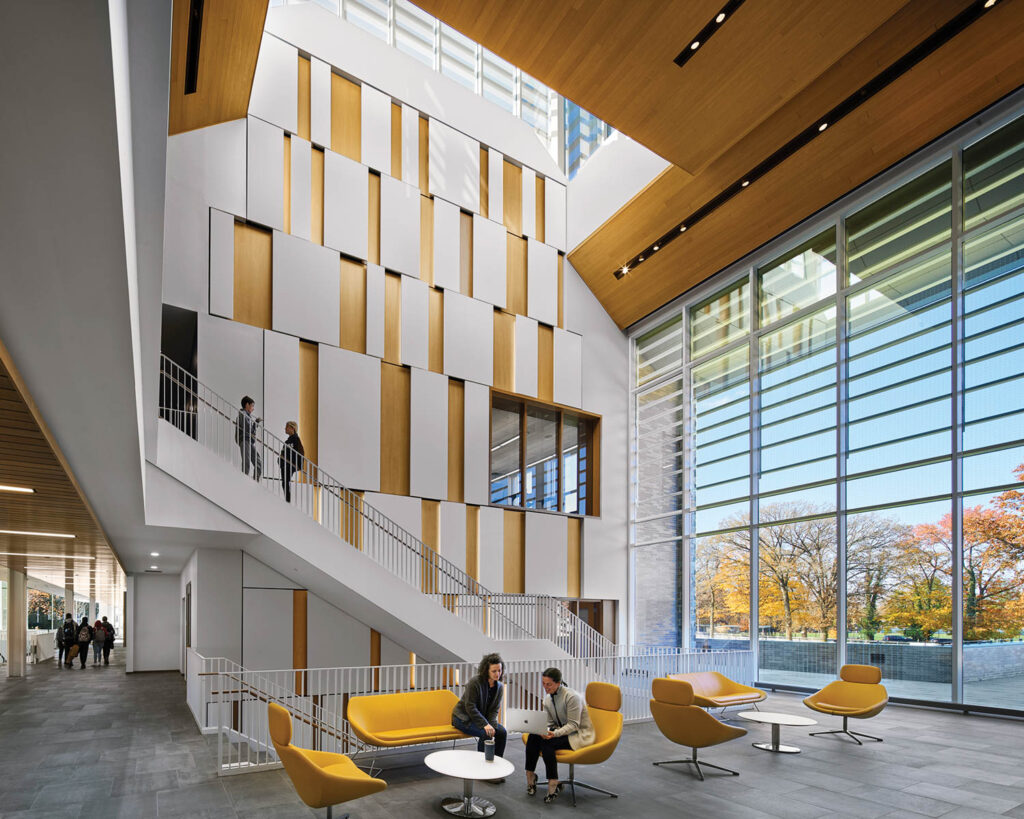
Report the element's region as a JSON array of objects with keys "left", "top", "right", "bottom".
[
  {"left": 649, "top": 678, "right": 747, "bottom": 750},
  {"left": 840, "top": 664, "right": 882, "bottom": 684}
]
